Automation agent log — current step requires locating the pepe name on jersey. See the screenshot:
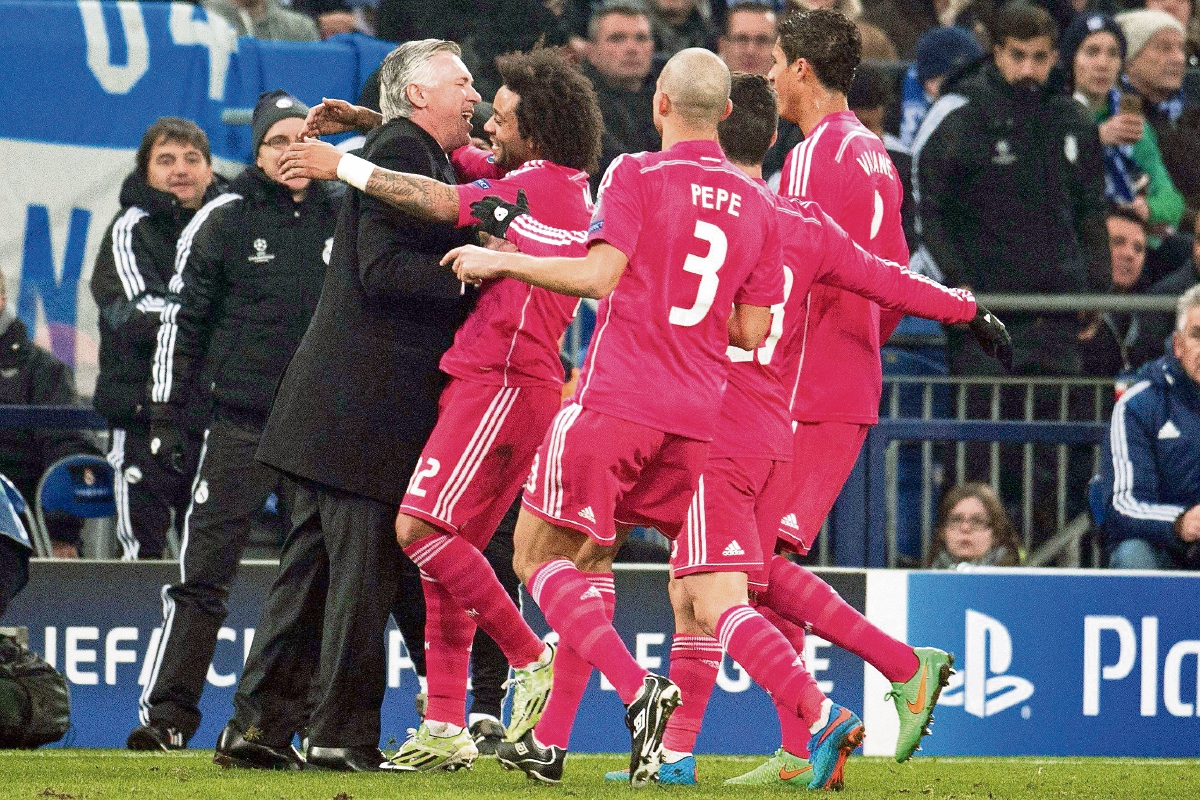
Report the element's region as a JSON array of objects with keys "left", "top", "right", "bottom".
[{"left": 690, "top": 183, "right": 742, "bottom": 216}]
